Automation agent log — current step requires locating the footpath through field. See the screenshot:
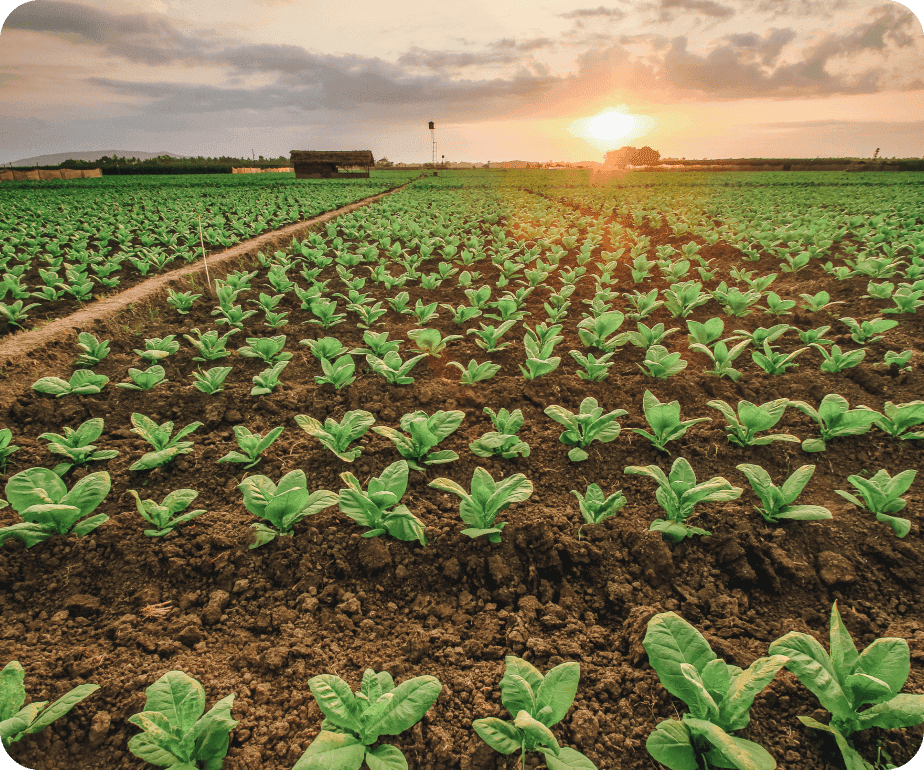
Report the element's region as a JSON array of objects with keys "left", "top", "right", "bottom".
[{"left": 0, "top": 177, "right": 418, "bottom": 371}]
